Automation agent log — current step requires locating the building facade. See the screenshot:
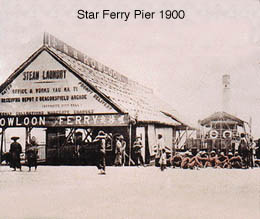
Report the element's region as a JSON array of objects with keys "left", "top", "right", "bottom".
[{"left": 0, "top": 33, "right": 190, "bottom": 165}]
